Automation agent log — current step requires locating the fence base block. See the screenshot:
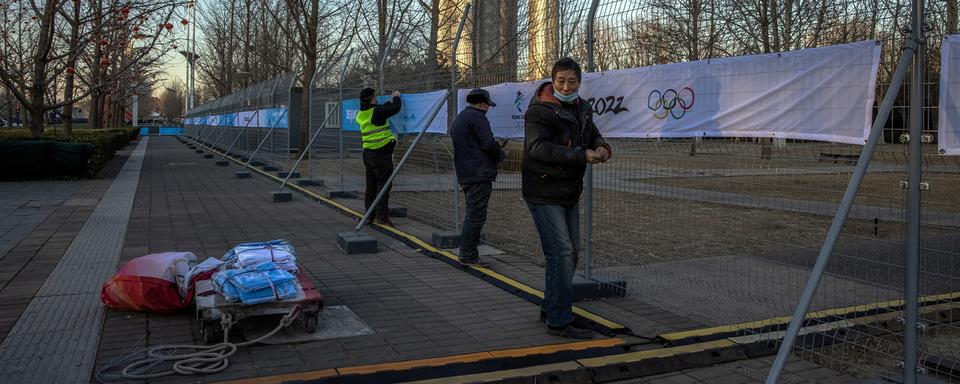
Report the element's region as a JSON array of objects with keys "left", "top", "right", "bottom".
[
  {"left": 329, "top": 190, "right": 358, "bottom": 199},
  {"left": 215, "top": 160, "right": 229, "bottom": 166},
  {"left": 297, "top": 179, "right": 323, "bottom": 187},
  {"left": 195, "top": 150, "right": 204, "bottom": 154},
  {"left": 432, "top": 231, "right": 462, "bottom": 249},
  {"left": 235, "top": 171, "right": 251, "bottom": 179},
  {"left": 277, "top": 171, "right": 300, "bottom": 179},
  {"left": 203, "top": 154, "right": 214, "bottom": 159},
  {"left": 250, "top": 160, "right": 265, "bottom": 167},
  {"left": 337, "top": 231, "right": 377, "bottom": 254},
  {"left": 271, "top": 191, "right": 292, "bottom": 203},
  {"left": 572, "top": 276, "right": 627, "bottom": 301},
  {"left": 240, "top": 157, "right": 250, "bottom": 162},
  {"left": 262, "top": 166, "right": 280, "bottom": 172},
  {"left": 389, "top": 206, "right": 407, "bottom": 218}
]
